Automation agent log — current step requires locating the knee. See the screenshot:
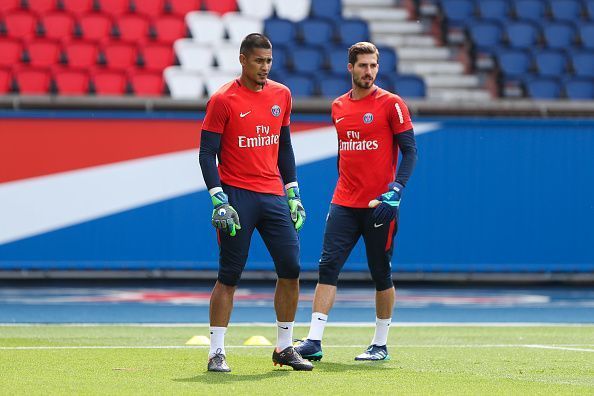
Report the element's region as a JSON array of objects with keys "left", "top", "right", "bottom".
[
  {"left": 277, "top": 260, "right": 300, "bottom": 279},
  {"left": 318, "top": 260, "right": 340, "bottom": 286},
  {"left": 370, "top": 266, "right": 393, "bottom": 291},
  {"left": 217, "top": 266, "right": 243, "bottom": 286}
]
